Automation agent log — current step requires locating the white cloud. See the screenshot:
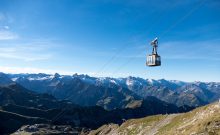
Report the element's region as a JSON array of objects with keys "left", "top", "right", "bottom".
[
  {"left": 0, "top": 52, "right": 51, "bottom": 61},
  {"left": 0, "top": 39, "right": 56, "bottom": 61},
  {"left": 0, "top": 66, "right": 130, "bottom": 78},
  {"left": 0, "top": 66, "right": 75, "bottom": 75},
  {"left": 0, "top": 30, "right": 18, "bottom": 40},
  {"left": 89, "top": 72, "right": 131, "bottom": 78},
  {"left": 0, "top": 12, "right": 17, "bottom": 40},
  {"left": 4, "top": 26, "right": 10, "bottom": 29}
]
